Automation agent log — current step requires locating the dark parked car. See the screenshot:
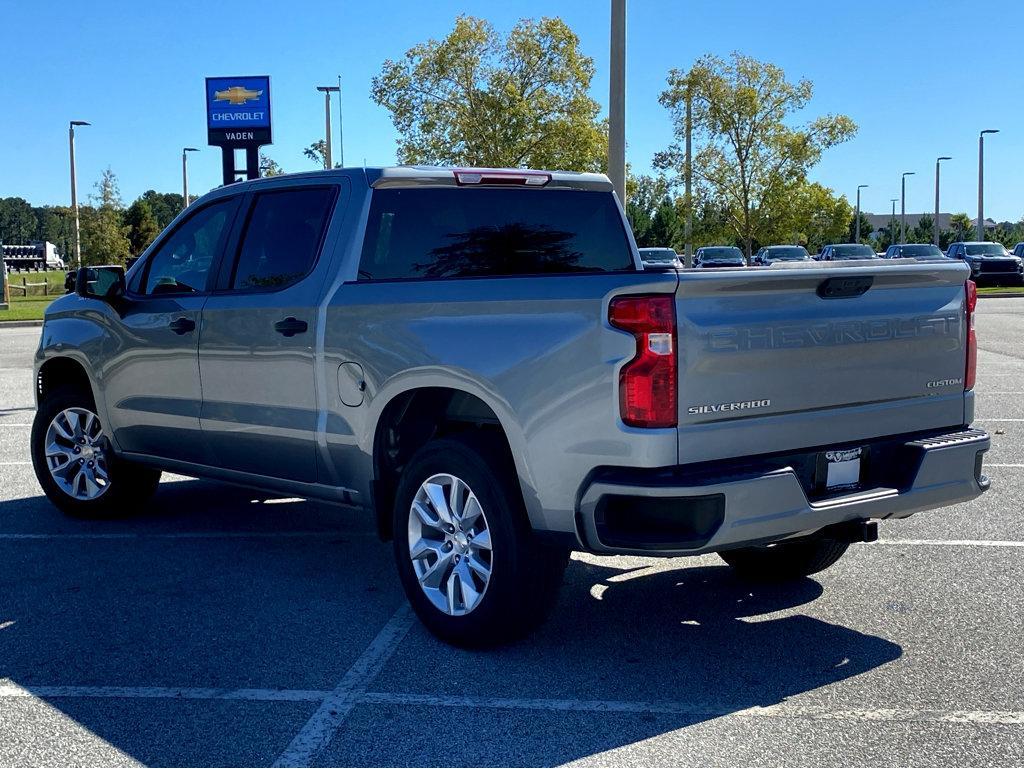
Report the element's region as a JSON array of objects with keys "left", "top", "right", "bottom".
[
  {"left": 882, "top": 244, "right": 947, "bottom": 261},
  {"left": 753, "top": 245, "right": 812, "bottom": 266},
  {"left": 946, "top": 241, "right": 1024, "bottom": 285},
  {"left": 816, "top": 244, "right": 879, "bottom": 261},
  {"left": 694, "top": 246, "right": 745, "bottom": 268},
  {"left": 1010, "top": 242, "right": 1024, "bottom": 258}
]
